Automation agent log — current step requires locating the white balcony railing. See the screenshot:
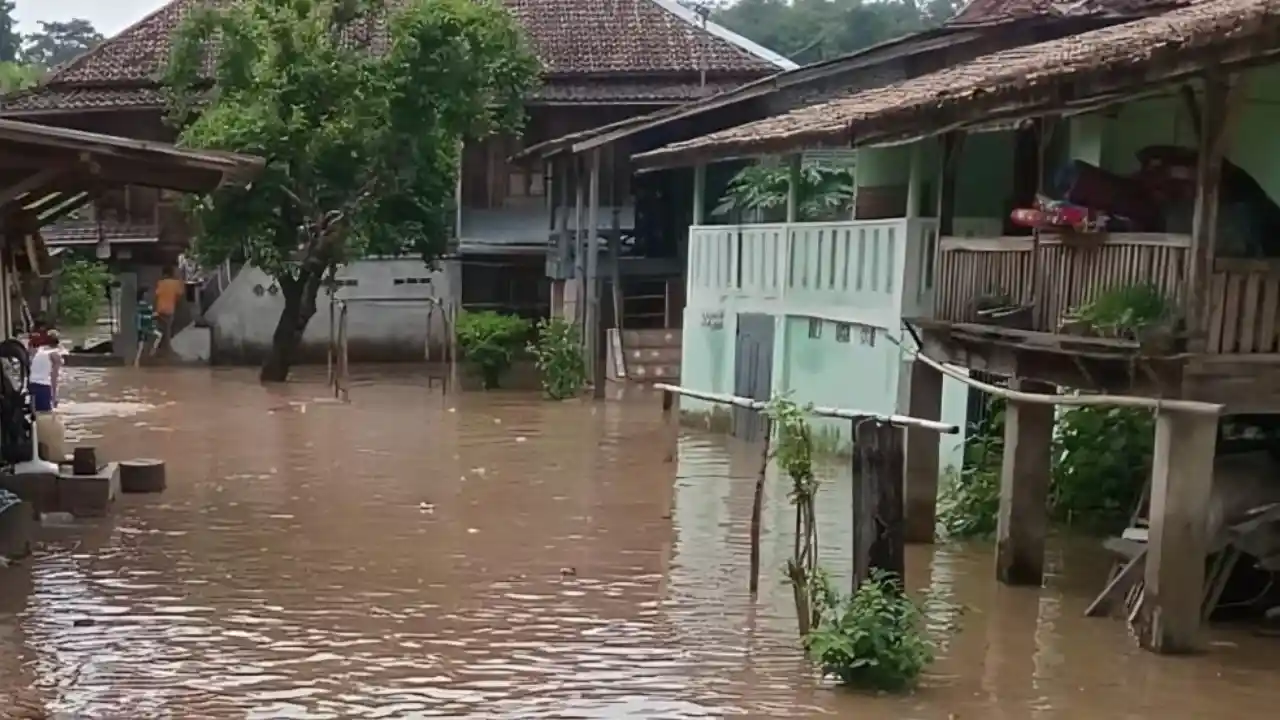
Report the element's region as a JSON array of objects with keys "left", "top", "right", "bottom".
[{"left": 687, "top": 219, "right": 938, "bottom": 330}]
